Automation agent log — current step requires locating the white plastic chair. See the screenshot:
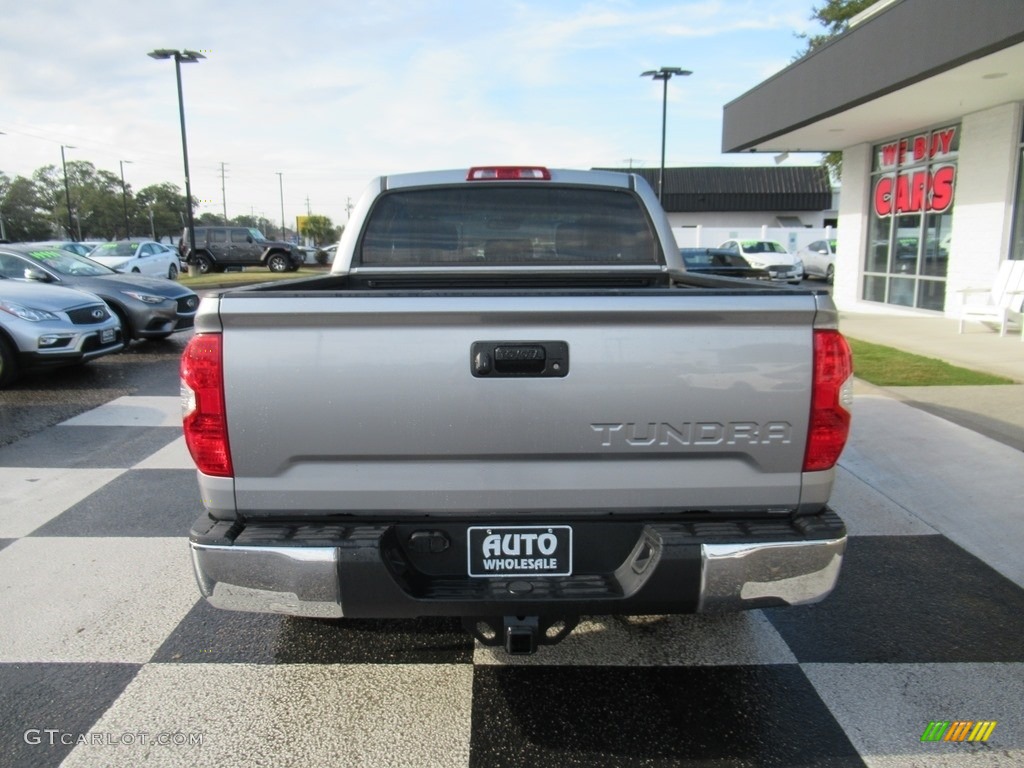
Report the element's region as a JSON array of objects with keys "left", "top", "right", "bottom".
[{"left": 957, "top": 260, "right": 1024, "bottom": 338}]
